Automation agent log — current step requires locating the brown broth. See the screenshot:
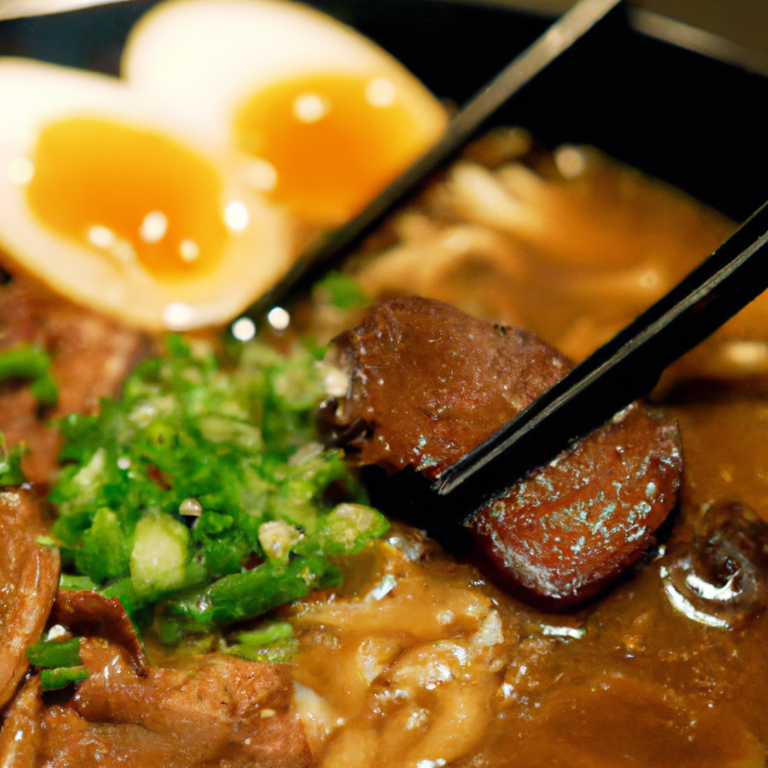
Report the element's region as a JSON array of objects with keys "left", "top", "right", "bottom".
[
  {"left": 284, "top": 138, "right": 768, "bottom": 767},
  {"left": 6, "top": 129, "right": 768, "bottom": 767},
  {"left": 283, "top": 406, "right": 768, "bottom": 766}
]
